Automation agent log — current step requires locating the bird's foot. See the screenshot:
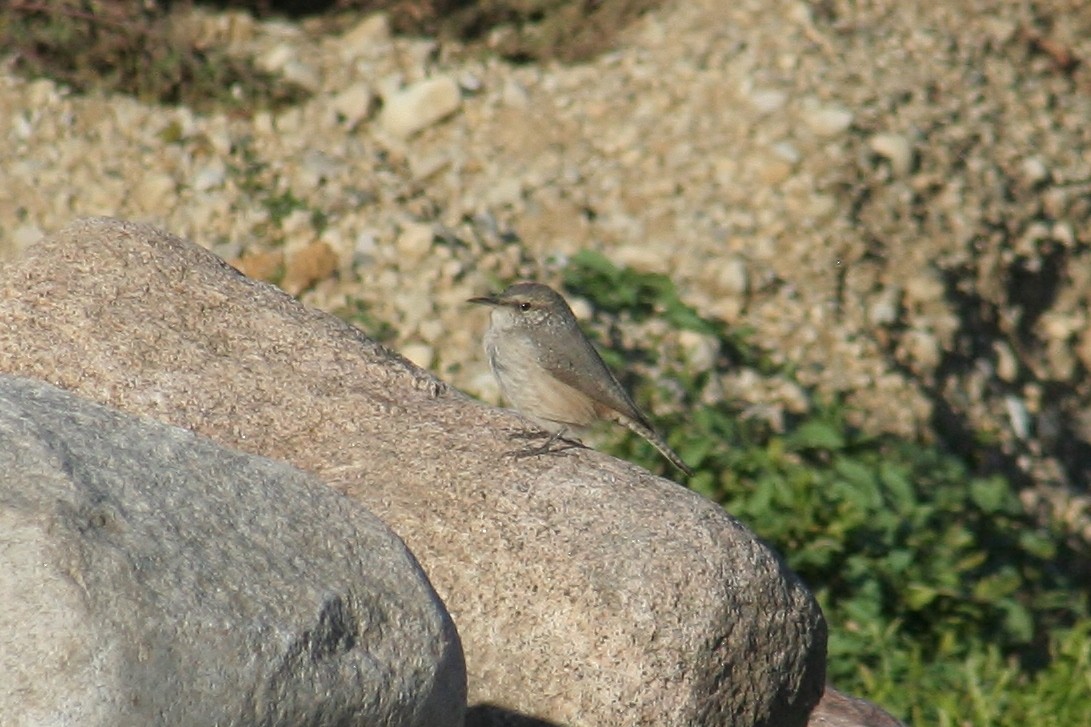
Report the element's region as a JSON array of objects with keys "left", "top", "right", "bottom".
[
  {"left": 506, "top": 427, "right": 587, "bottom": 459},
  {"left": 507, "top": 428, "right": 555, "bottom": 441}
]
